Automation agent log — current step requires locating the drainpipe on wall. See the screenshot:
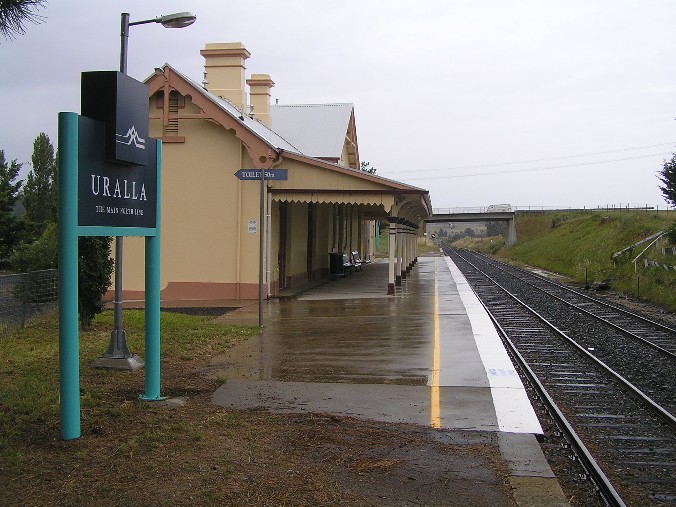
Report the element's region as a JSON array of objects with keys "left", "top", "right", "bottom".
[
  {"left": 235, "top": 147, "right": 242, "bottom": 299},
  {"left": 267, "top": 190, "right": 272, "bottom": 298}
]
